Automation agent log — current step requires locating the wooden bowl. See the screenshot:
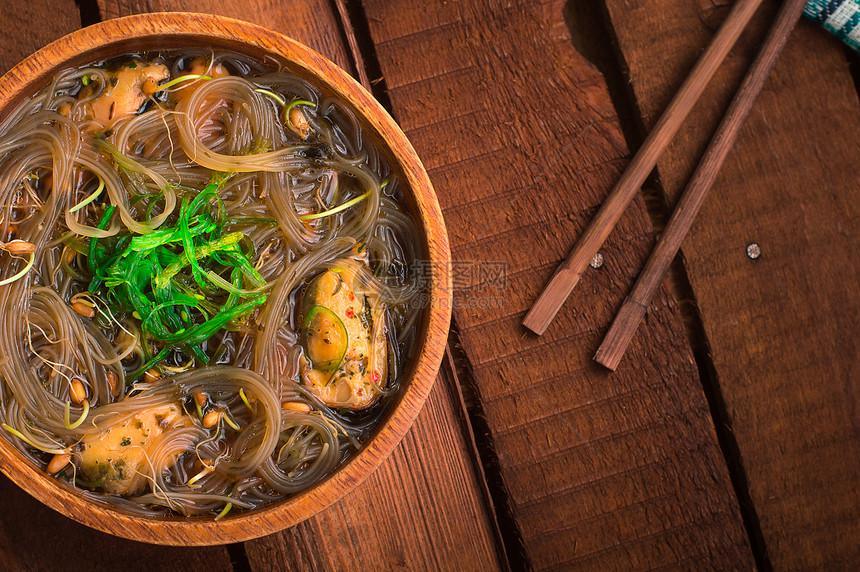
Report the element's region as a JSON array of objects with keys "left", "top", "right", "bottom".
[{"left": 0, "top": 13, "right": 451, "bottom": 545}]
